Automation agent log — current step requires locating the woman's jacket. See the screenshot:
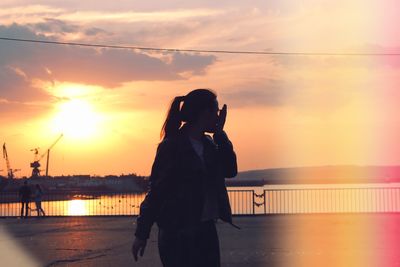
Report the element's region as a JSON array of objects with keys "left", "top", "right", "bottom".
[{"left": 135, "top": 130, "right": 237, "bottom": 240}]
